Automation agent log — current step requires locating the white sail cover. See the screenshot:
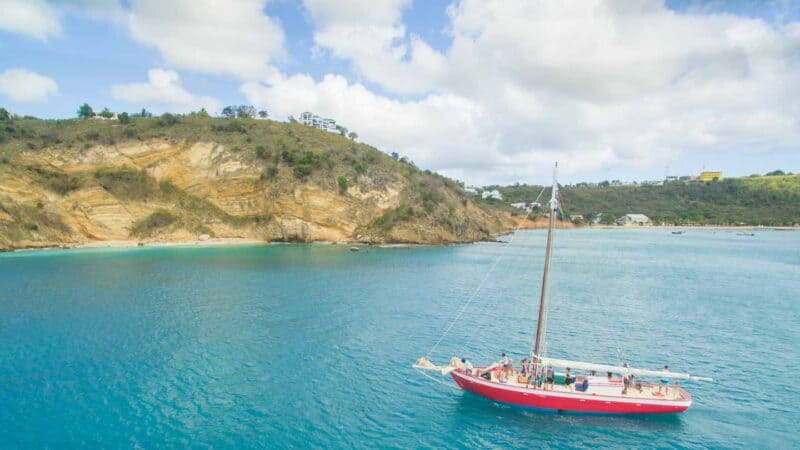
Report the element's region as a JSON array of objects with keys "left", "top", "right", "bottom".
[{"left": 537, "top": 357, "right": 713, "bottom": 382}]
